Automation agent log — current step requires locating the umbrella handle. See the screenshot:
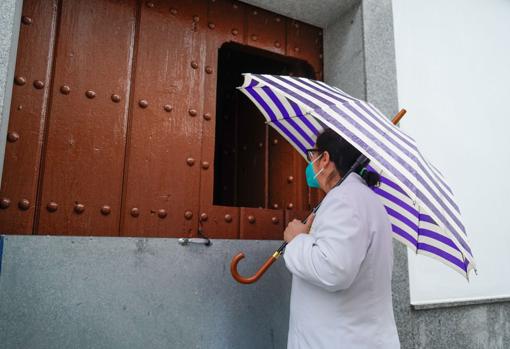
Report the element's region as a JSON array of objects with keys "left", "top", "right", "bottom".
[
  {"left": 392, "top": 109, "right": 406, "bottom": 124},
  {"left": 229, "top": 109, "right": 407, "bottom": 284},
  {"left": 230, "top": 251, "right": 281, "bottom": 284}
]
